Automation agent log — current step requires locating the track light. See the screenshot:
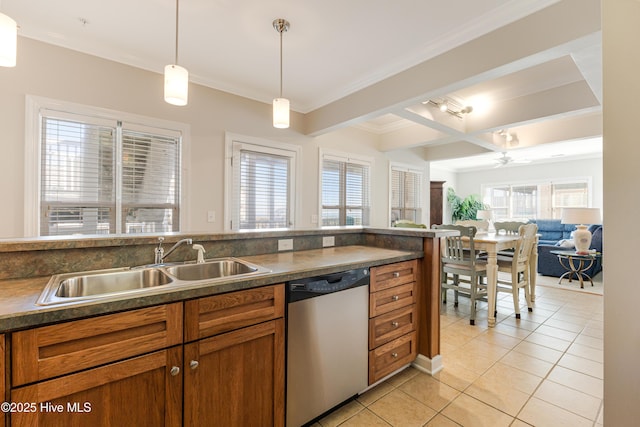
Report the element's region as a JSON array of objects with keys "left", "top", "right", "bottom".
[{"left": 425, "top": 98, "right": 473, "bottom": 118}]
